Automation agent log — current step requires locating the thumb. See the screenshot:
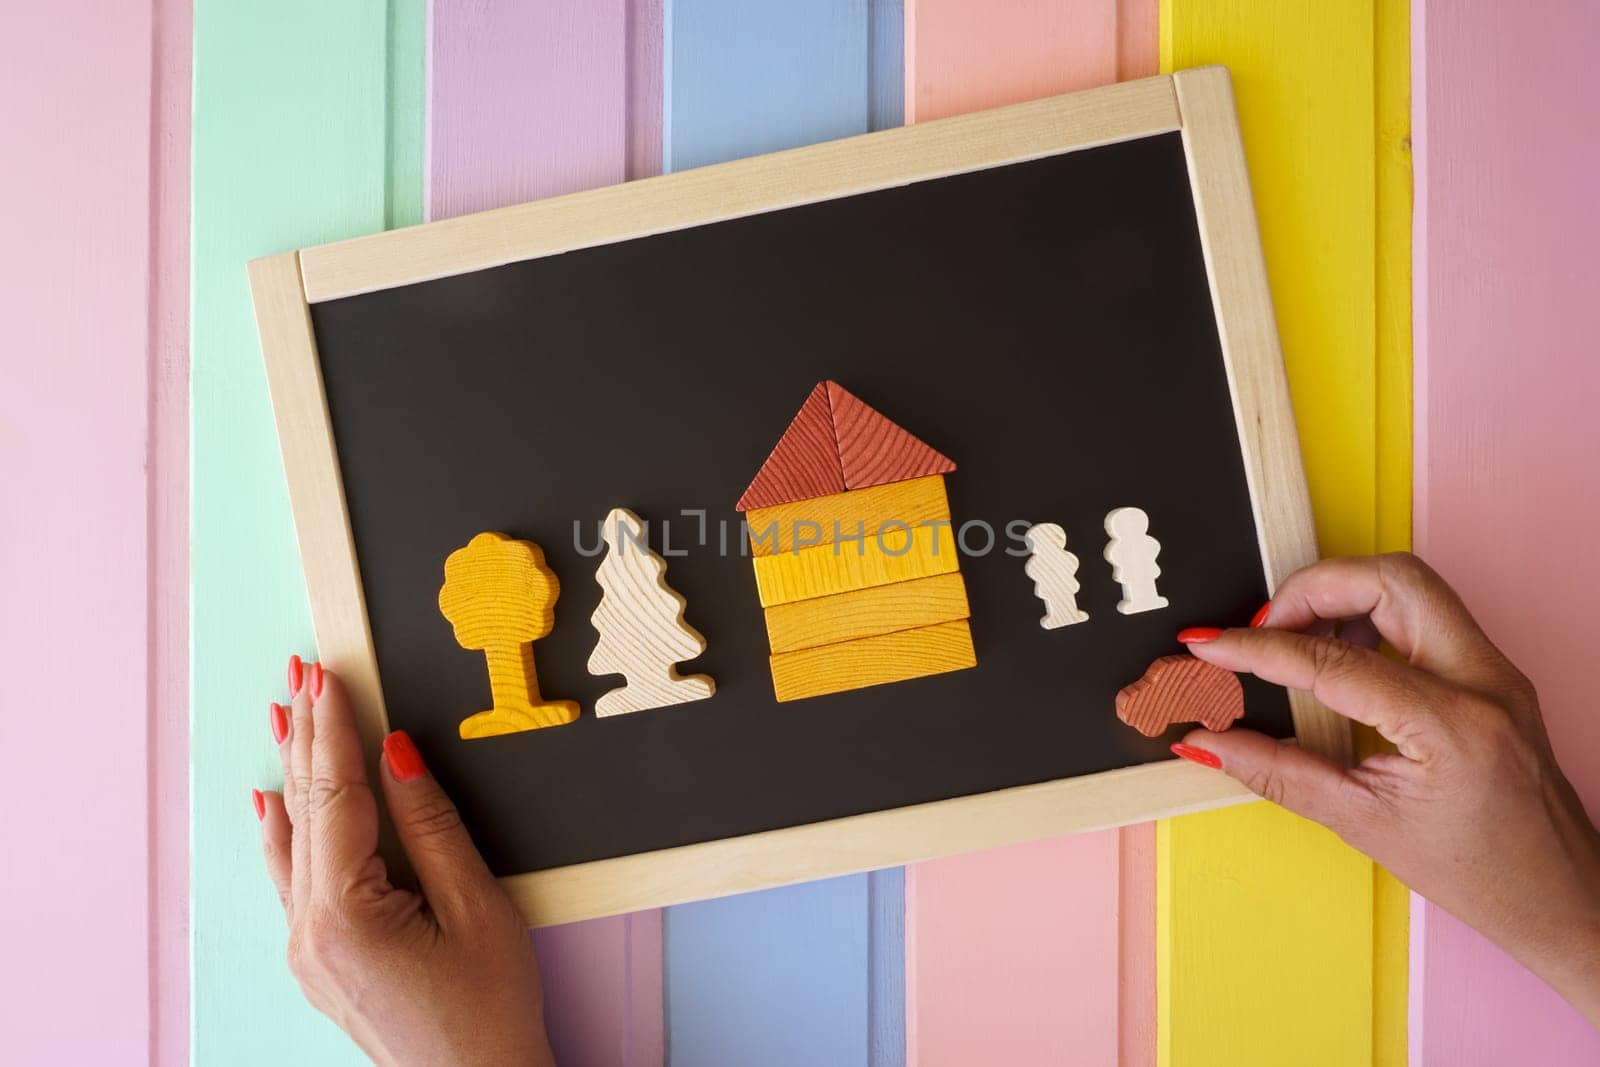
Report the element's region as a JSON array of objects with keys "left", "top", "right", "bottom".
[
  {"left": 1177, "top": 728, "right": 1374, "bottom": 838},
  {"left": 379, "top": 730, "right": 502, "bottom": 925}
]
